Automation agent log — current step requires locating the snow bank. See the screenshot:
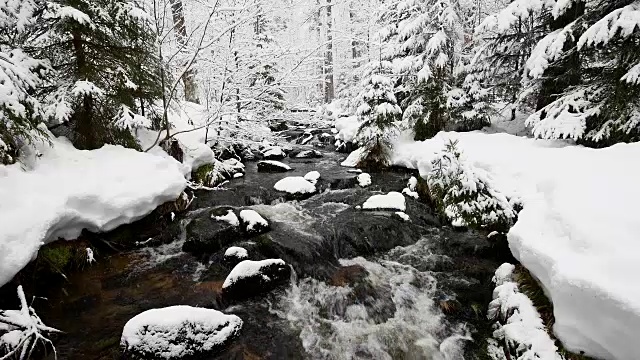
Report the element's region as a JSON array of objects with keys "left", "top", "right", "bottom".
[
  {"left": 224, "top": 246, "right": 248, "bottom": 259},
  {"left": 488, "top": 263, "right": 562, "bottom": 360},
  {"left": 357, "top": 173, "right": 371, "bottom": 187},
  {"left": 274, "top": 176, "right": 316, "bottom": 195},
  {"left": 390, "top": 131, "right": 640, "bottom": 359},
  {"left": 362, "top": 192, "right": 406, "bottom": 211},
  {"left": 222, "top": 259, "right": 286, "bottom": 289},
  {"left": 121, "top": 305, "right": 242, "bottom": 359},
  {"left": 0, "top": 132, "right": 186, "bottom": 287}
]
